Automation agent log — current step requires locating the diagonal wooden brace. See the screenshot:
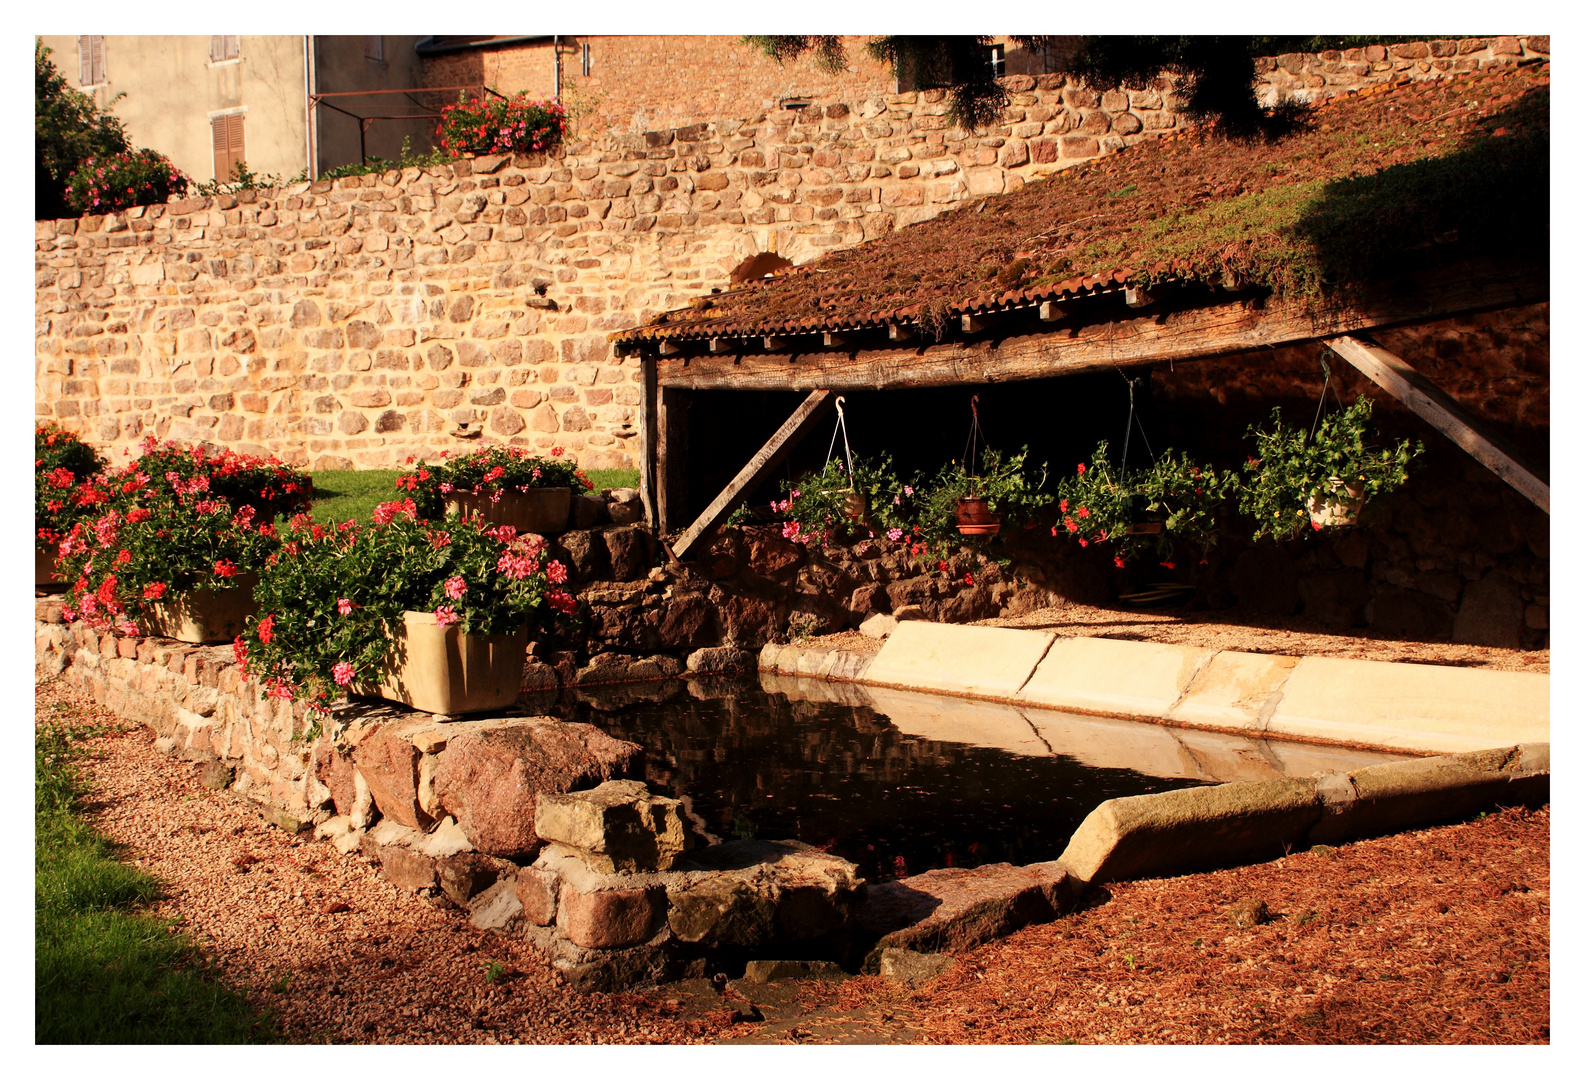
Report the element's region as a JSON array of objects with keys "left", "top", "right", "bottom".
[{"left": 670, "top": 389, "right": 835, "bottom": 560}]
